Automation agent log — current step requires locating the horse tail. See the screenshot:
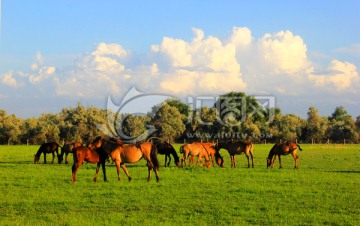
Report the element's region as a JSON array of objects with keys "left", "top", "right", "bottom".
[
  {"left": 150, "top": 144, "right": 160, "bottom": 170},
  {"left": 297, "top": 144, "right": 303, "bottom": 151}
]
